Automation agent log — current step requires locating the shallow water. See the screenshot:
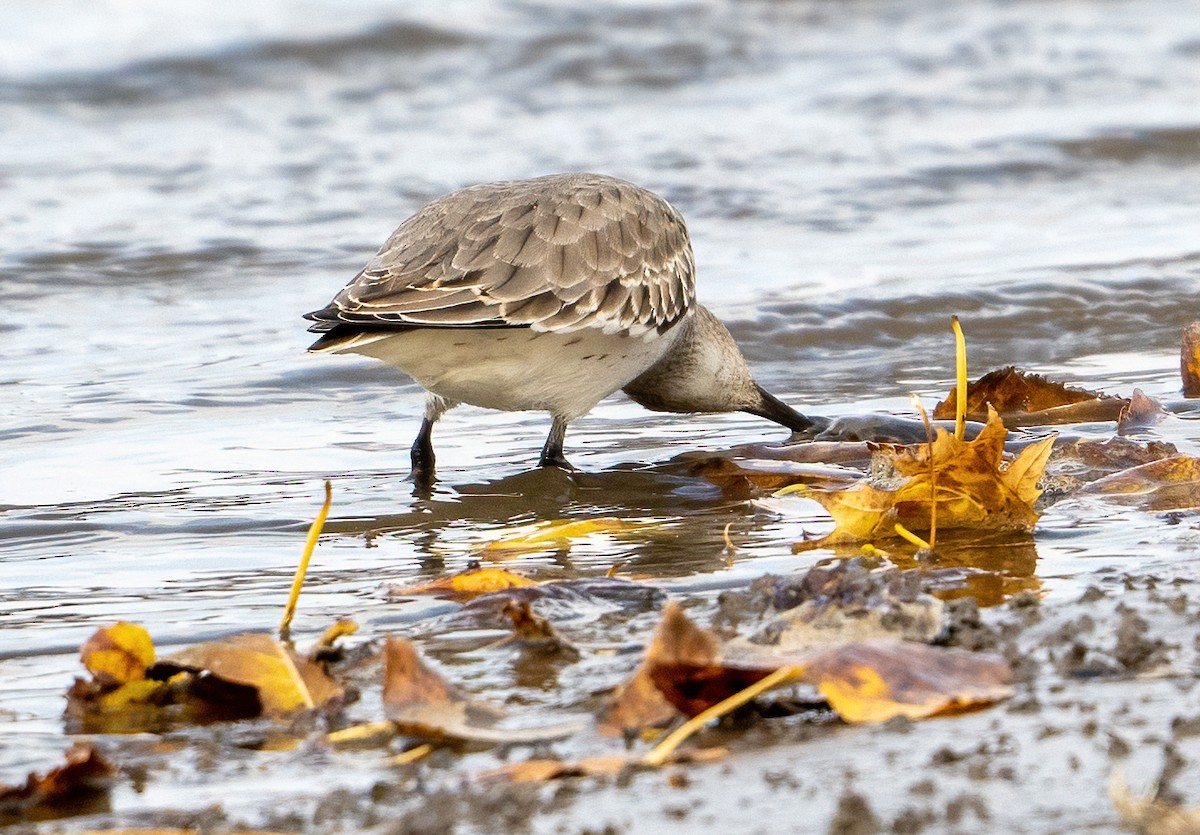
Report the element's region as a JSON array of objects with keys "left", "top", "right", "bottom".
[{"left": 2, "top": 0, "right": 1200, "bottom": 825}]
